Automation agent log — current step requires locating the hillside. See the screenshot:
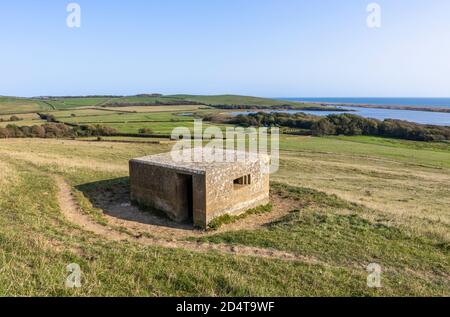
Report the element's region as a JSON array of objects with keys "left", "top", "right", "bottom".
[
  {"left": 167, "top": 94, "right": 321, "bottom": 108},
  {"left": 0, "top": 94, "right": 325, "bottom": 114},
  {"left": 0, "top": 96, "right": 50, "bottom": 114},
  {"left": 0, "top": 135, "right": 448, "bottom": 296},
  {"left": 0, "top": 97, "right": 448, "bottom": 296}
]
